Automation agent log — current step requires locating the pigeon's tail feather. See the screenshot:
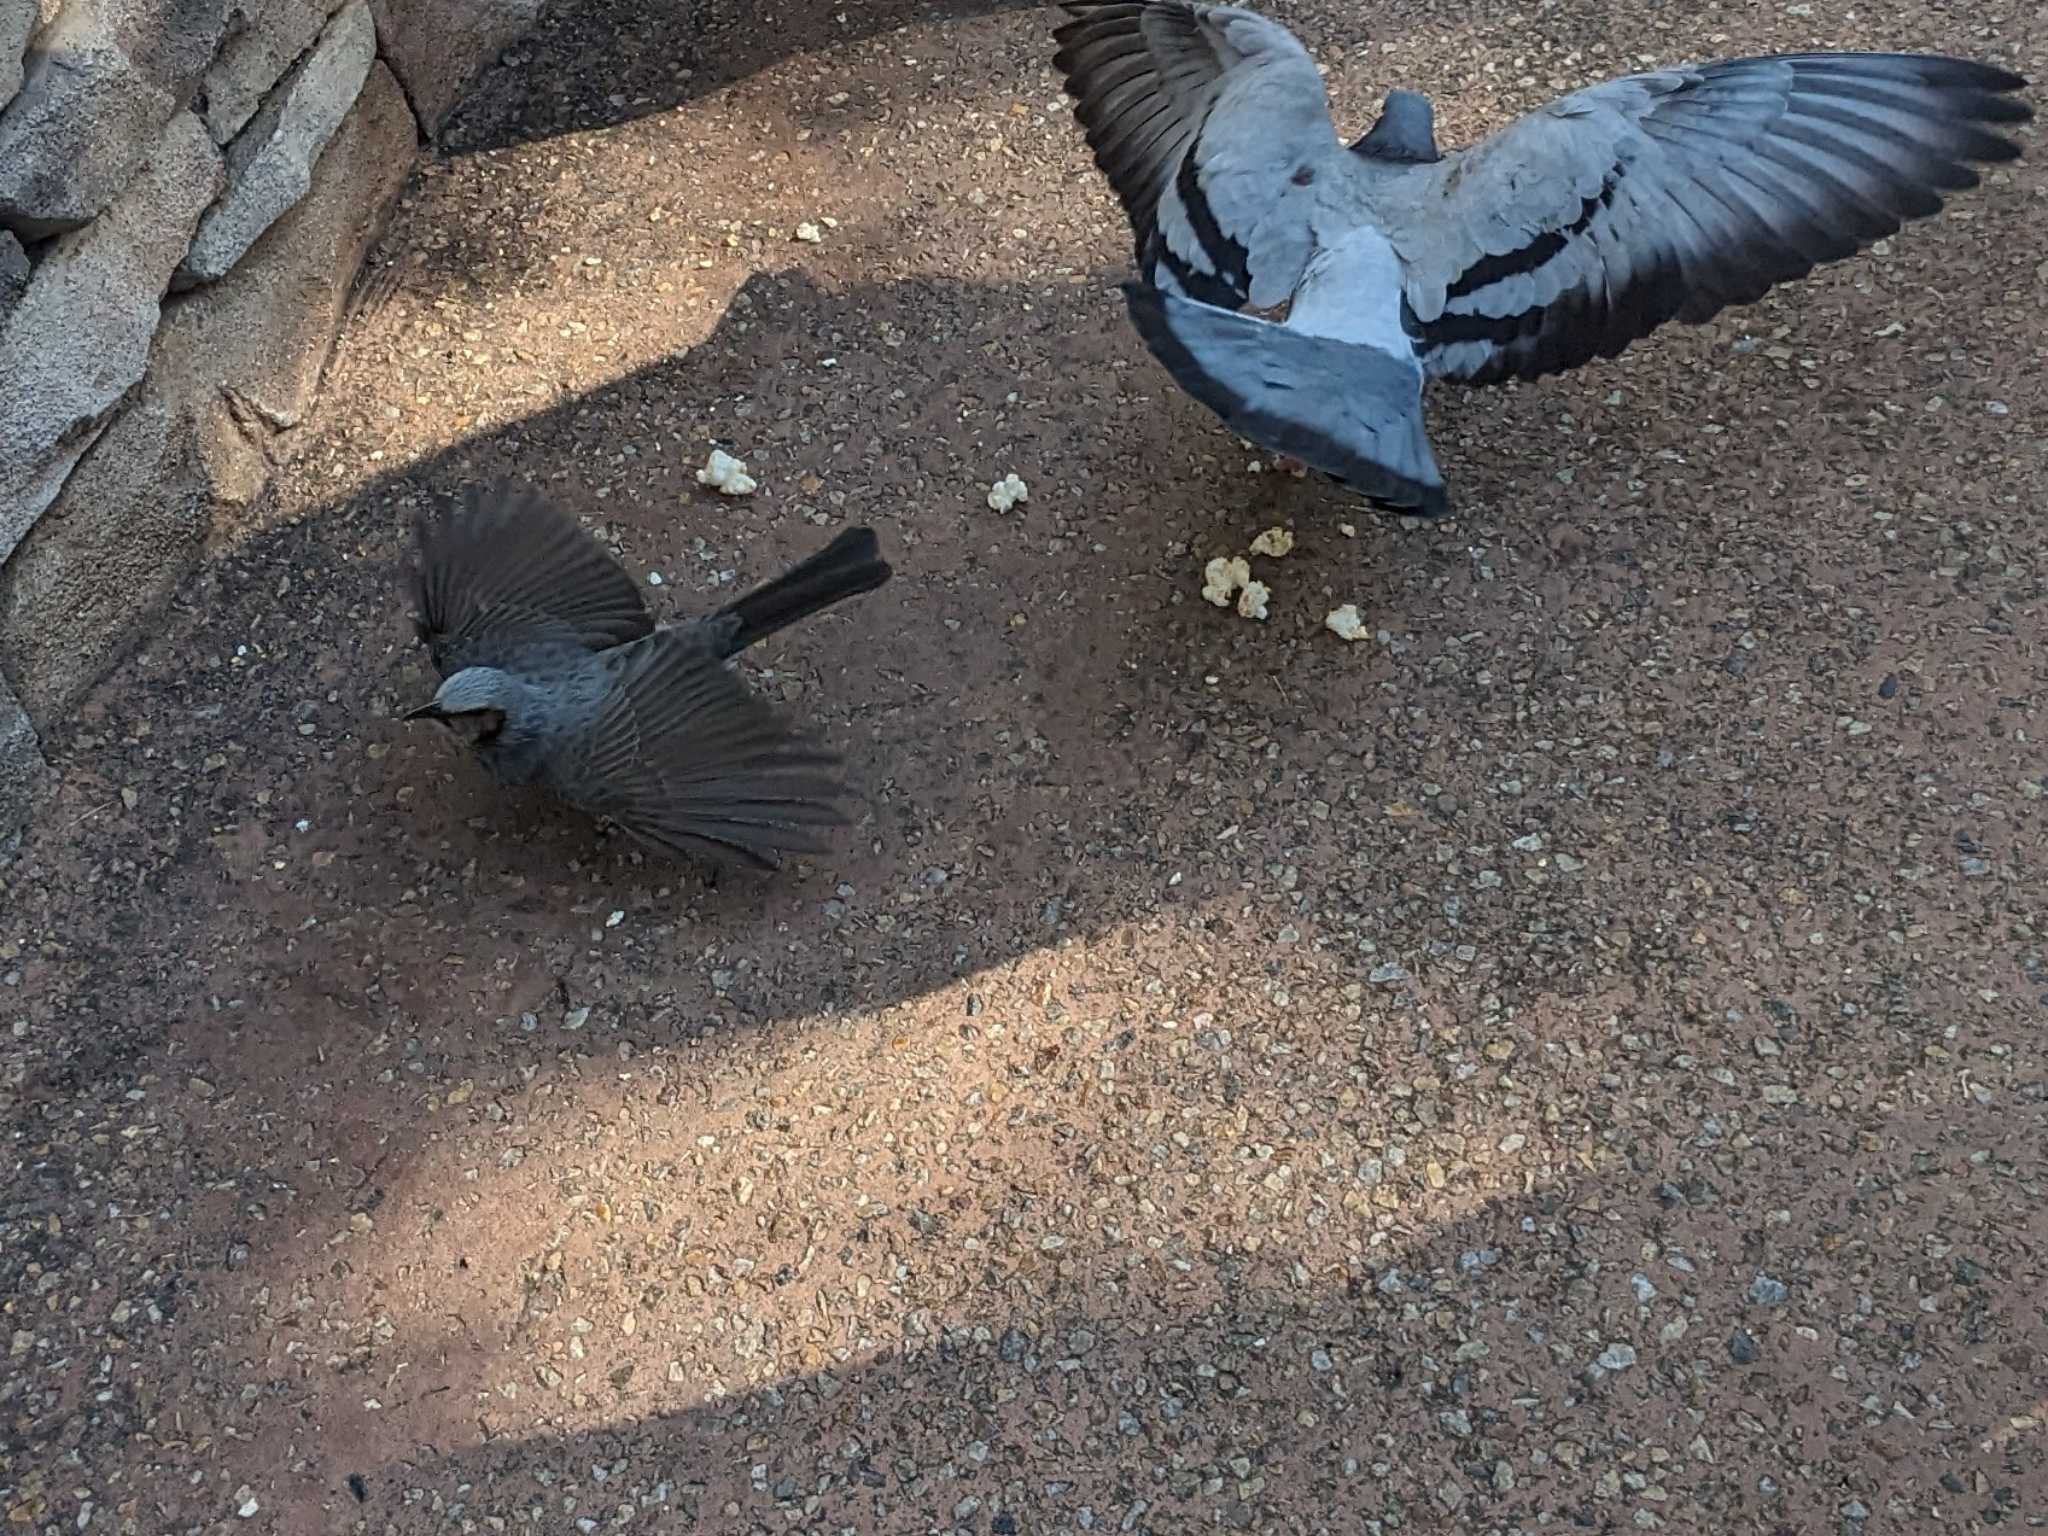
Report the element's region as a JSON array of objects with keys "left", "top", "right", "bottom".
[
  {"left": 713, "top": 527, "right": 893, "bottom": 657},
  {"left": 1123, "top": 282, "right": 1449, "bottom": 517}
]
